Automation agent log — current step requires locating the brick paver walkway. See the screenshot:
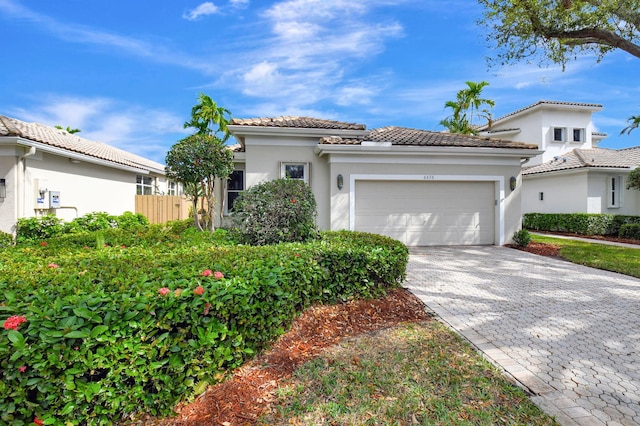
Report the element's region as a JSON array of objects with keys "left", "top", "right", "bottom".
[{"left": 404, "top": 246, "right": 640, "bottom": 426}]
